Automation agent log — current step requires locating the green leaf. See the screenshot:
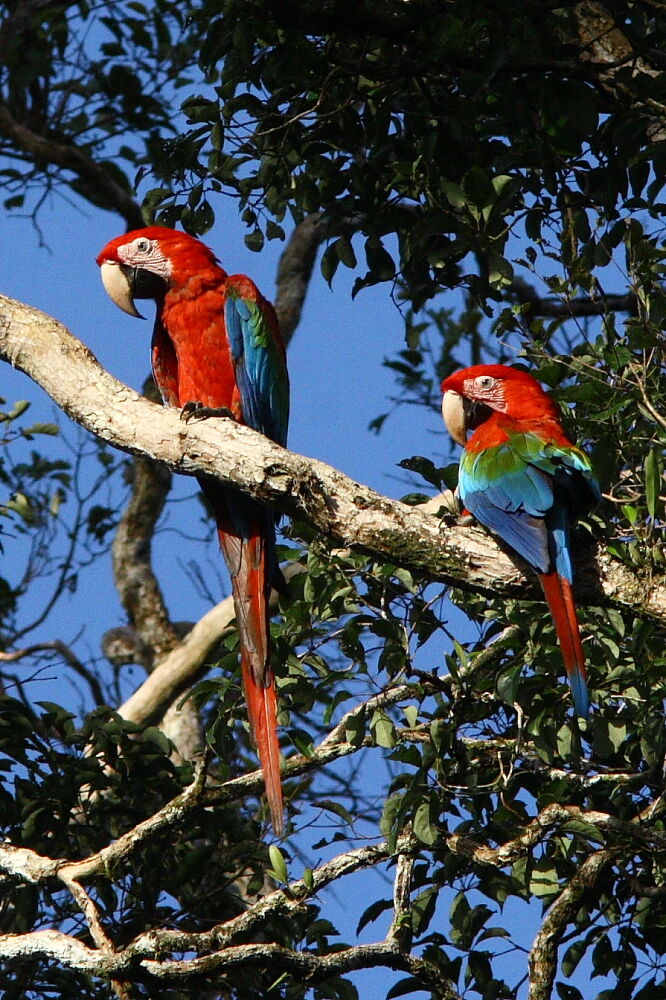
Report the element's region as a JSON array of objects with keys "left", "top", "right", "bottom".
[
  {"left": 320, "top": 242, "right": 340, "bottom": 285},
  {"left": 530, "top": 864, "right": 560, "bottom": 898},
  {"left": 342, "top": 705, "right": 365, "bottom": 746},
  {"left": 268, "top": 845, "right": 288, "bottom": 885},
  {"left": 302, "top": 867, "right": 314, "bottom": 891},
  {"left": 7, "top": 400, "right": 30, "bottom": 421},
  {"left": 387, "top": 978, "right": 423, "bottom": 999},
  {"left": 316, "top": 799, "right": 355, "bottom": 824},
  {"left": 463, "top": 165, "right": 495, "bottom": 209},
  {"left": 413, "top": 799, "right": 437, "bottom": 845},
  {"left": 556, "top": 984, "right": 584, "bottom": 1000},
  {"left": 644, "top": 449, "right": 662, "bottom": 520},
  {"left": 562, "top": 939, "right": 588, "bottom": 978},
  {"left": 22, "top": 422, "right": 58, "bottom": 436},
  {"left": 6, "top": 492, "right": 35, "bottom": 524},
  {"left": 356, "top": 897, "right": 392, "bottom": 934},
  {"left": 441, "top": 180, "right": 466, "bottom": 210},
  {"left": 244, "top": 228, "right": 265, "bottom": 252},
  {"left": 593, "top": 719, "right": 627, "bottom": 758},
  {"left": 411, "top": 886, "right": 438, "bottom": 935},
  {"left": 334, "top": 235, "right": 357, "bottom": 269},
  {"left": 371, "top": 710, "right": 397, "bottom": 748},
  {"left": 402, "top": 705, "right": 418, "bottom": 727}
]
